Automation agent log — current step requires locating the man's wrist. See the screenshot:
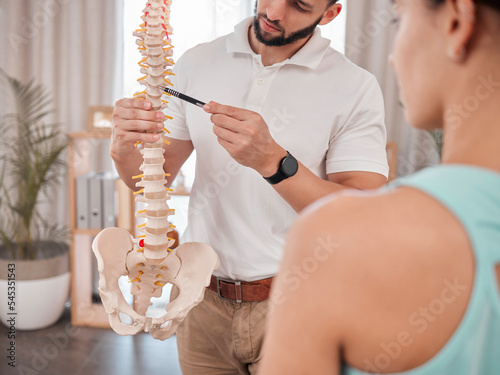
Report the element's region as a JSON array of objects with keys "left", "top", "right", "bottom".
[
  {"left": 110, "top": 145, "right": 136, "bottom": 164},
  {"left": 260, "top": 148, "right": 289, "bottom": 178}
]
